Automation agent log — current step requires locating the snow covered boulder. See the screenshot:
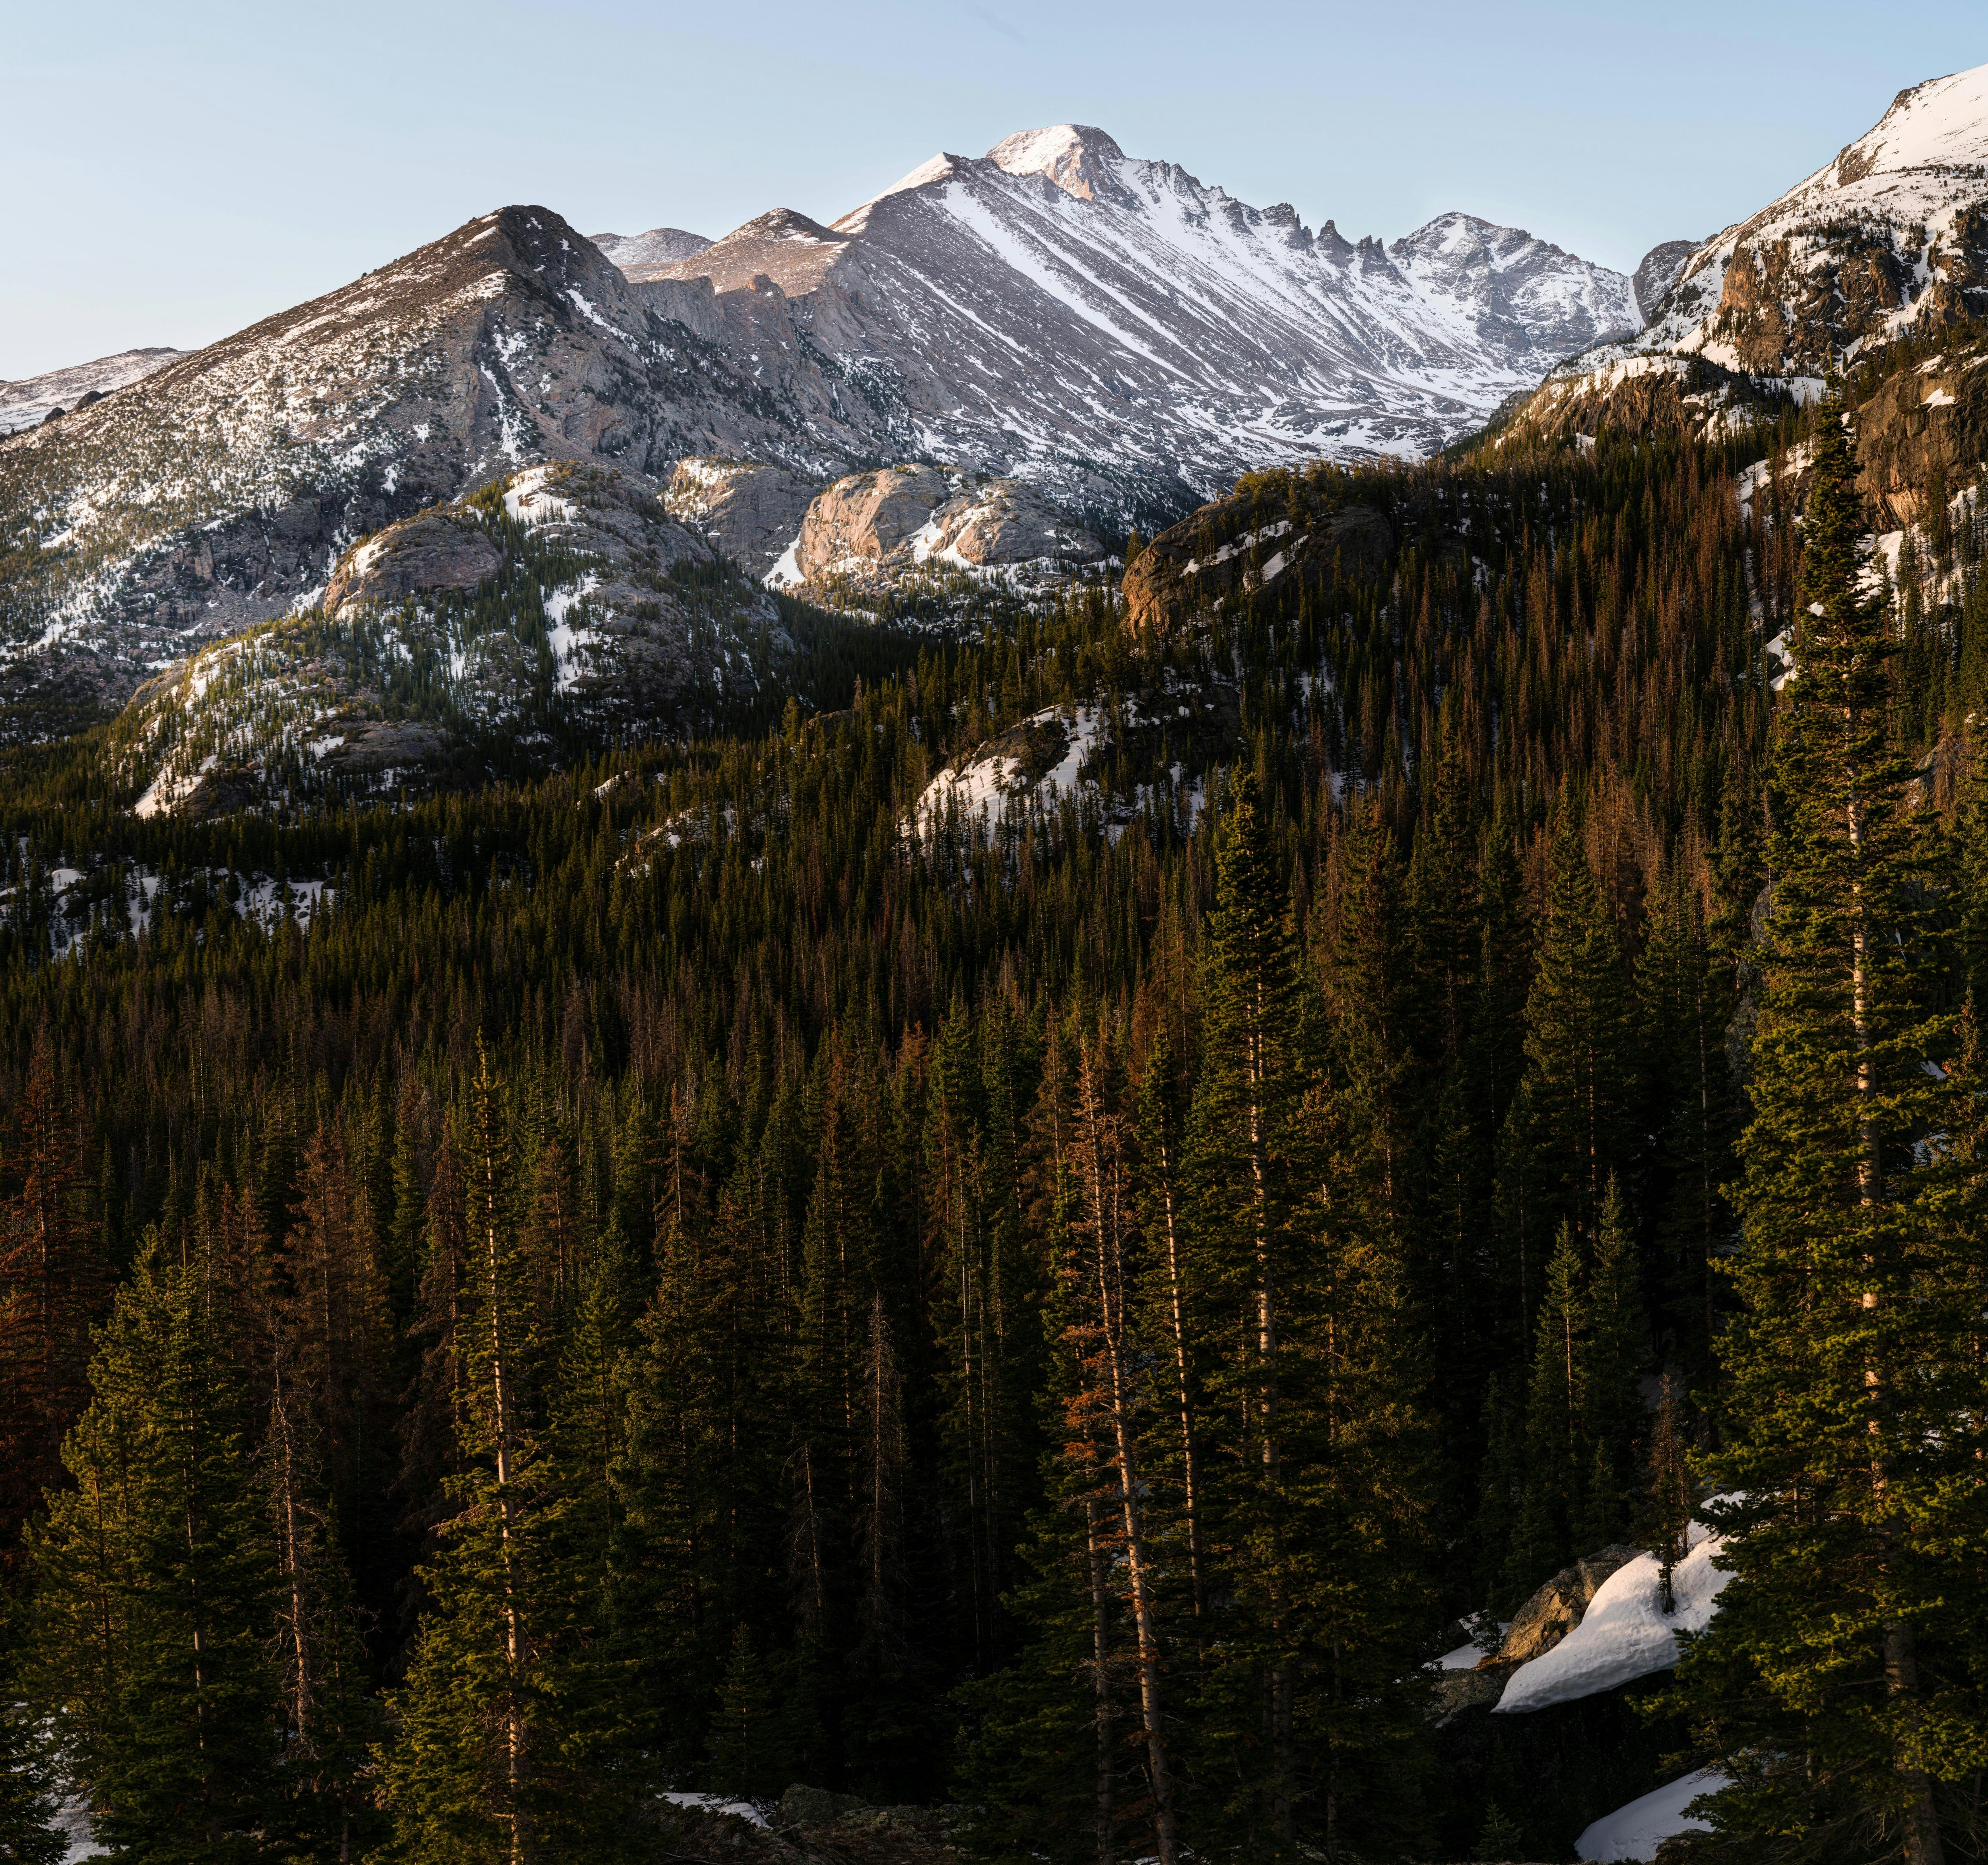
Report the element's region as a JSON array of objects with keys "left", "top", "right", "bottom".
[
  {"left": 1497, "top": 1544, "right": 1644, "bottom": 1667},
  {"left": 1495, "top": 1516, "right": 1732, "bottom": 1714},
  {"left": 1576, "top": 1768, "right": 1730, "bottom": 1861}
]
